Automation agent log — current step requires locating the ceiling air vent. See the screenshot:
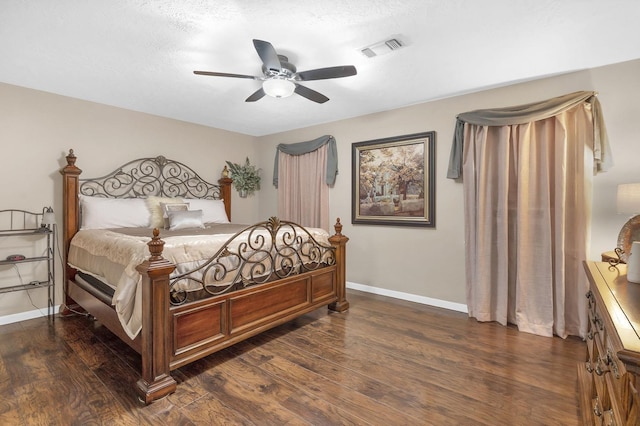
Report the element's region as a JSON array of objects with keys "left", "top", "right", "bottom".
[{"left": 360, "top": 37, "right": 404, "bottom": 58}]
